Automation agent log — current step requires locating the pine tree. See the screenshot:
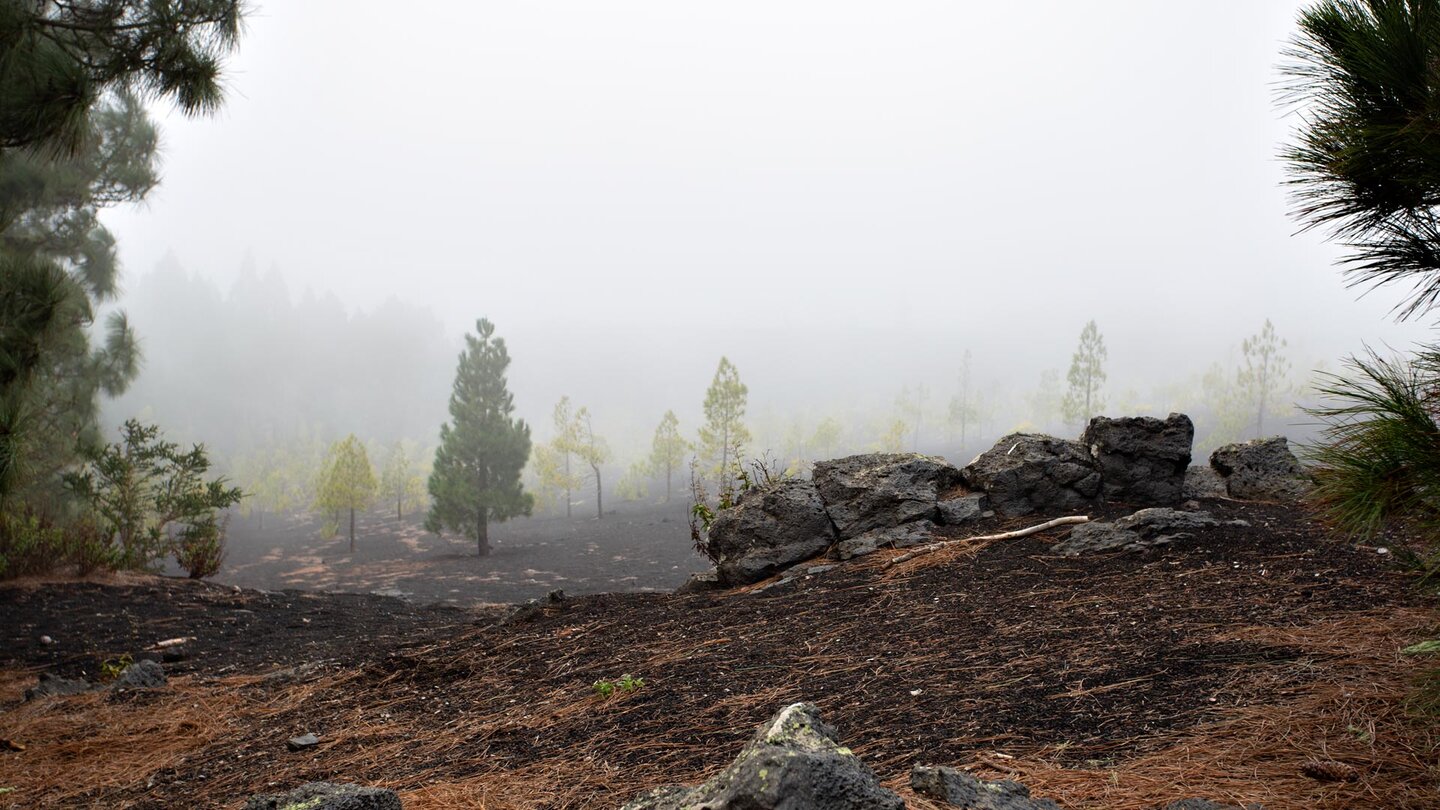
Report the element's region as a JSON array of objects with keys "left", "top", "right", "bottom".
[
  {"left": 573, "top": 407, "right": 610, "bottom": 519},
  {"left": 1062, "top": 320, "right": 1108, "bottom": 426},
  {"left": 810, "top": 417, "right": 843, "bottom": 460},
  {"left": 1238, "top": 319, "right": 1291, "bottom": 438},
  {"left": 698, "top": 357, "right": 750, "bottom": 483},
  {"left": 646, "top": 410, "right": 687, "bottom": 502},
  {"left": 379, "top": 441, "right": 426, "bottom": 520},
  {"left": 425, "top": 319, "right": 533, "bottom": 556},
  {"left": 316, "top": 435, "right": 375, "bottom": 553},
  {"left": 540, "top": 397, "right": 585, "bottom": 519}
]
